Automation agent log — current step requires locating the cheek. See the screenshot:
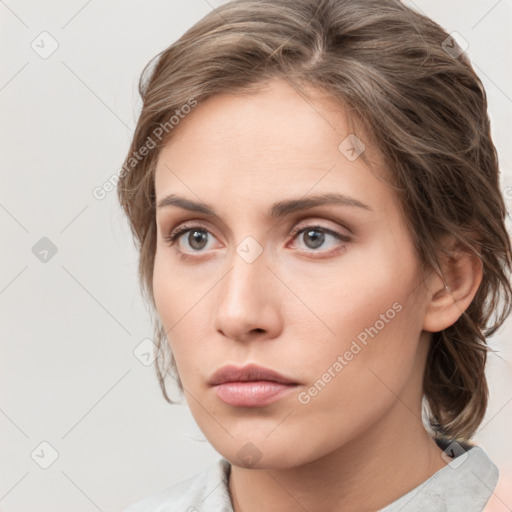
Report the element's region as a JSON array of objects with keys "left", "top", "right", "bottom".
[
  {"left": 295, "top": 286, "right": 411, "bottom": 384},
  {"left": 153, "top": 253, "right": 178, "bottom": 329},
  {"left": 291, "top": 240, "right": 423, "bottom": 405},
  {"left": 152, "top": 253, "right": 197, "bottom": 375},
  {"left": 285, "top": 291, "right": 422, "bottom": 460},
  {"left": 153, "top": 248, "right": 210, "bottom": 327}
]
